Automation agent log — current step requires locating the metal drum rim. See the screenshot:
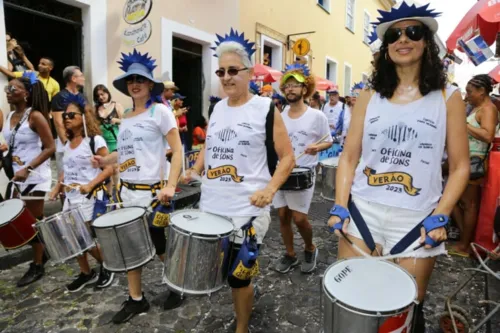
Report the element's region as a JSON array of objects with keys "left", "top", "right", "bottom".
[
  {"left": 163, "top": 276, "right": 225, "bottom": 296},
  {"left": 102, "top": 249, "right": 156, "bottom": 273},
  {"left": 319, "top": 162, "right": 338, "bottom": 168},
  {"left": 169, "top": 209, "right": 236, "bottom": 237},
  {"left": 92, "top": 206, "right": 147, "bottom": 229},
  {"left": 40, "top": 205, "right": 86, "bottom": 223},
  {"left": 322, "top": 258, "right": 418, "bottom": 317},
  {"left": 0, "top": 198, "right": 26, "bottom": 227}
]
